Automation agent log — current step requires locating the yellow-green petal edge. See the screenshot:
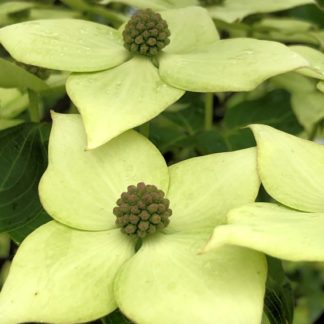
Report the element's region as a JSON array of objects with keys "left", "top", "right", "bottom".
[
  {"left": 67, "top": 57, "right": 184, "bottom": 149},
  {"left": 203, "top": 203, "right": 324, "bottom": 262},
  {"left": 40, "top": 113, "right": 169, "bottom": 231},
  {"left": 251, "top": 124, "right": 324, "bottom": 212},
  {"left": 115, "top": 232, "right": 266, "bottom": 324},
  {"left": 0, "top": 222, "right": 134, "bottom": 324}
]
